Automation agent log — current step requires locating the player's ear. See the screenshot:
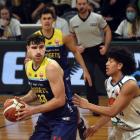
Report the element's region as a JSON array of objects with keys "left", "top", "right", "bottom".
[{"left": 118, "top": 63, "right": 123, "bottom": 70}]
